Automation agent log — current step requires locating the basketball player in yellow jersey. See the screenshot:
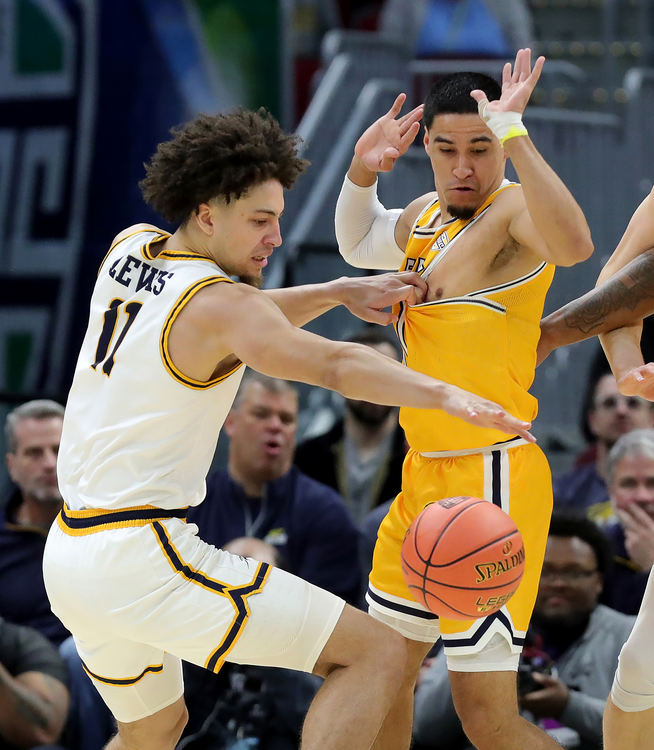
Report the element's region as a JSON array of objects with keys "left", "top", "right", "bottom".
[{"left": 335, "top": 49, "right": 593, "bottom": 750}]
